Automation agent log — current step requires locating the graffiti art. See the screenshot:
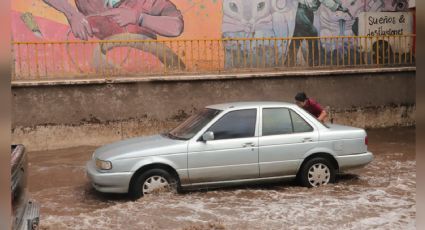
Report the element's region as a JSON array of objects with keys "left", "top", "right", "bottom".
[{"left": 12, "top": 0, "right": 413, "bottom": 76}]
